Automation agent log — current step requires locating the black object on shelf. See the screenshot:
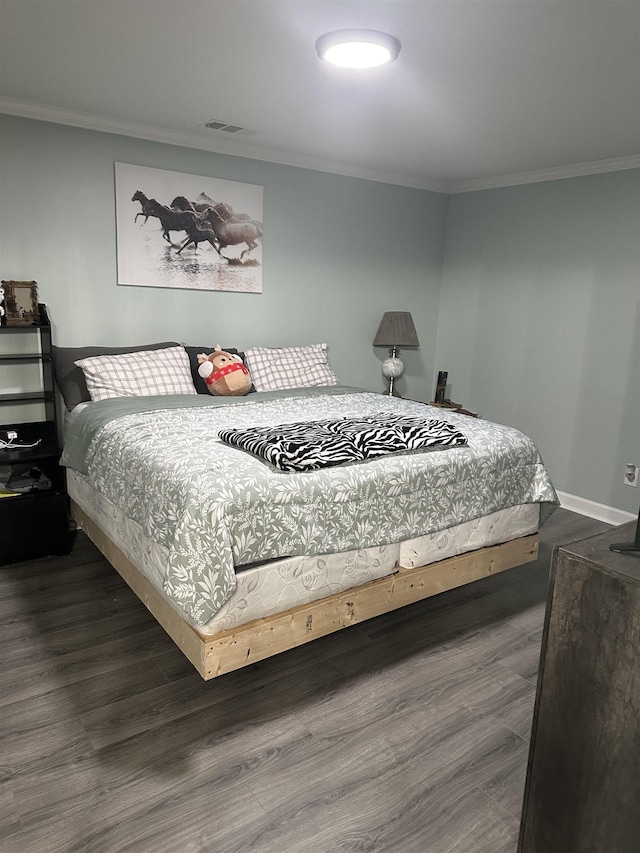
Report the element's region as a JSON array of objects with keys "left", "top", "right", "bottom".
[
  {"left": 609, "top": 505, "right": 640, "bottom": 558},
  {"left": 435, "top": 370, "right": 448, "bottom": 403}
]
